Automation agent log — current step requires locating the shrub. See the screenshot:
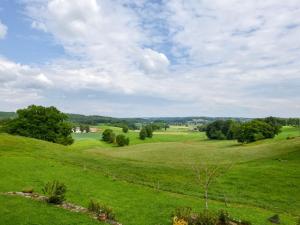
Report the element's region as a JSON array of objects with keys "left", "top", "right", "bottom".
[
  {"left": 218, "top": 210, "right": 230, "bottom": 225},
  {"left": 268, "top": 214, "right": 280, "bottom": 224},
  {"left": 88, "top": 199, "right": 101, "bottom": 212},
  {"left": 122, "top": 125, "right": 129, "bottom": 133},
  {"left": 192, "top": 211, "right": 218, "bottom": 225},
  {"left": 42, "top": 180, "right": 67, "bottom": 204},
  {"left": 240, "top": 220, "right": 252, "bottom": 225},
  {"left": 125, "top": 137, "right": 130, "bottom": 145},
  {"left": 139, "top": 127, "right": 147, "bottom": 140},
  {"left": 171, "top": 208, "right": 251, "bottom": 225},
  {"left": 88, "top": 200, "right": 115, "bottom": 220},
  {"left": 172, "top": 207, "right": 192, "bottom": 222},
  {"left": 102, "top": 129, "right": 116, "bottom": 143},
  {"left": 116, "top": 134, "right": 129, "bottom": 146}
]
